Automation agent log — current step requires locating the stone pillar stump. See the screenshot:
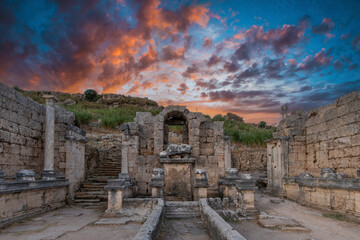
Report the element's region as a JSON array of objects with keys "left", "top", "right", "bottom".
[
  {"left": 105, "top": 175, "right": 134, "bottom": 214},
  {"left": 150, "top": 168, "right": 165, "bottom": 198},
  {"left": 194, "top": 169, "right": 209, "bottom": 200},
  {"left": 235, "top": 173, "right": 258, "bottom": 216},
  {"left": 220, "top": 168, "right": 240, "bottom": 199}
]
